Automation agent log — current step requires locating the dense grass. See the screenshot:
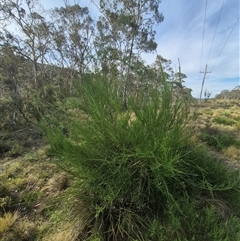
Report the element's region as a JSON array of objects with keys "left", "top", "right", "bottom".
[
  {"left": 42, "top": 74, "right": 240, "bottom": 240},
  {"left": 213, "top": 116, "right": 236, "bottom": 126},
  {"left": 199, "top": 127, "right": 240, "bottom": 151}
]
